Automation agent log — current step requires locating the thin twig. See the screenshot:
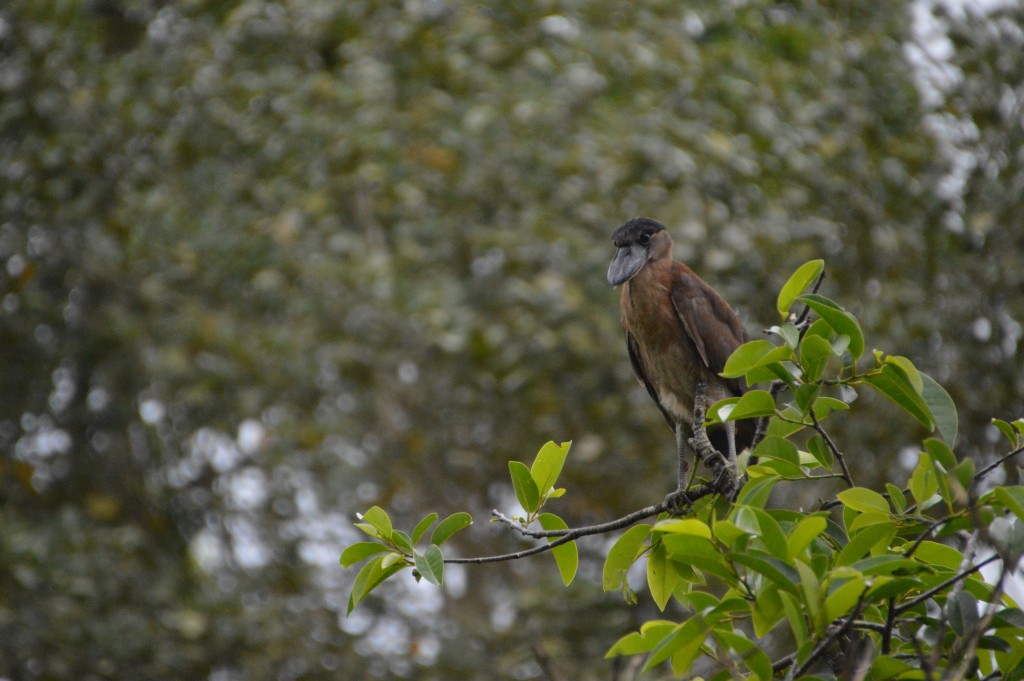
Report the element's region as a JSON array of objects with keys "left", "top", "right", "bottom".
[
  {"left": 789, "top": 588, "right": 869, "bottom": 679},
  {"left": 973, "top": 444, "right": 1024, "bottom": 483},
  {"left": 893, "top": 554, "right": 1000, "bottom": 616},
  {"left": 903, "top": 517, "right": 949, "bottom": 558},
  {"left": 810, "top": 410, "right": 854, "bottom": 488},
  {"left": 449, "top": 384, "right": 737, "bottom": 564},
  {"left": 751, "top": 270, "right": 826, "bottom": 449}
]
